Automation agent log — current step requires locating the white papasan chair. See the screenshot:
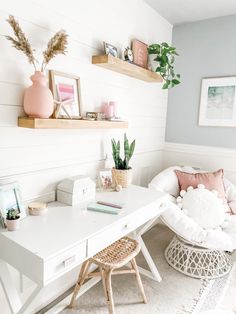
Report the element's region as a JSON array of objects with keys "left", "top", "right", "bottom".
[{"left": 149, "top": 166, "right": 236, "bottom": 279}]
